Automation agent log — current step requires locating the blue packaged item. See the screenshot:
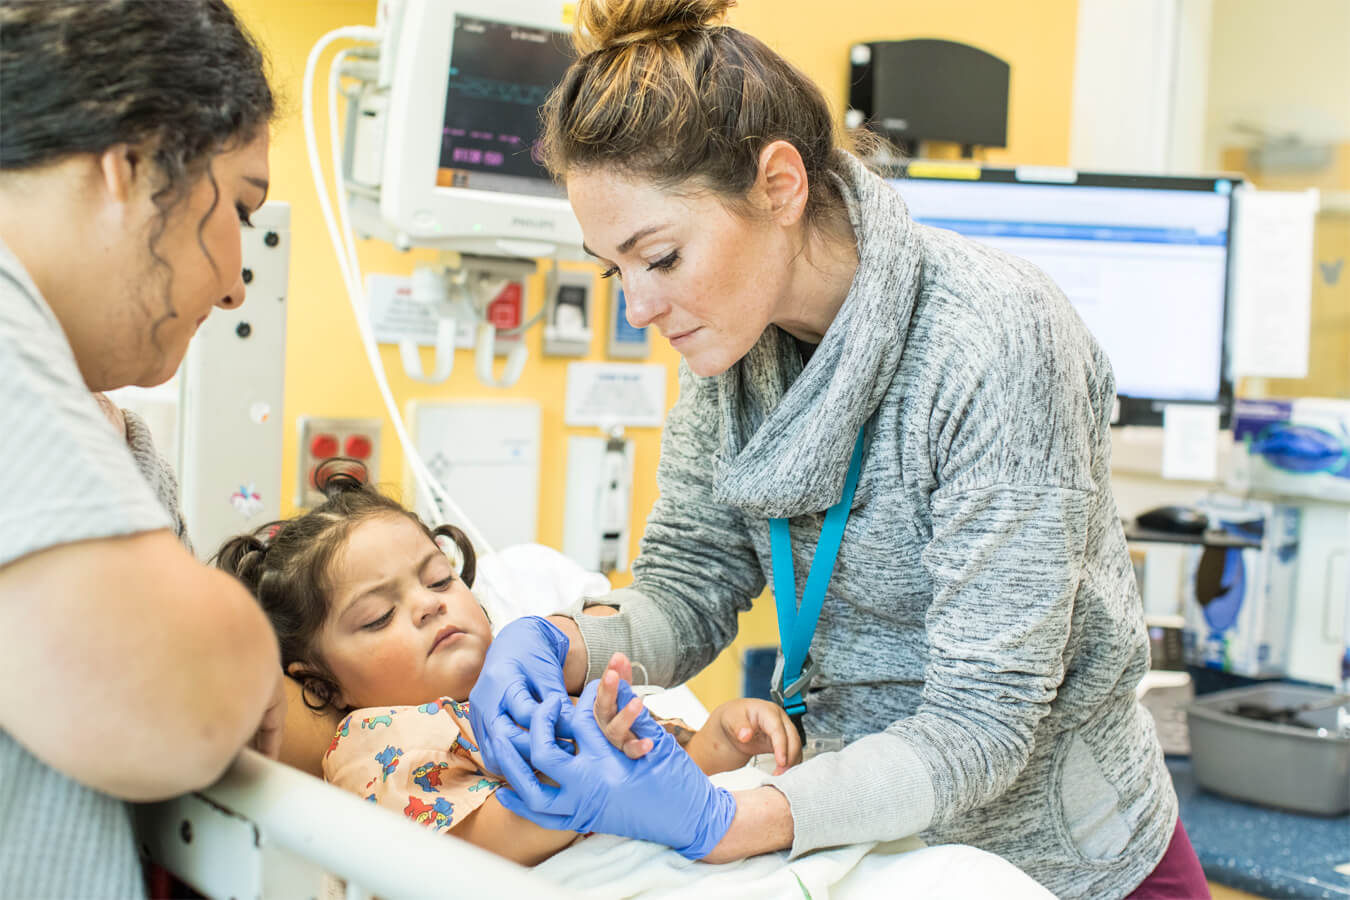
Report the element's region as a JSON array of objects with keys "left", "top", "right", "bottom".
[
  {"left": 1230, "top": 398, "right": 1350, "bottom": 502},
  {"left": 1182, "top": 495, "right": 1299, "bottom": 677}
]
